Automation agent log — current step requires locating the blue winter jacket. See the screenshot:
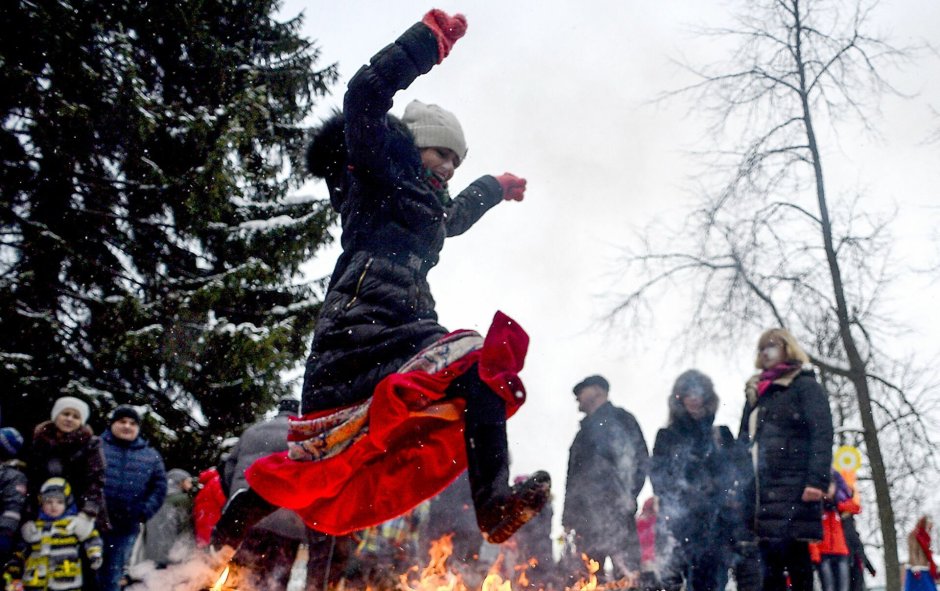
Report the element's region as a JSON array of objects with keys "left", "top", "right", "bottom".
[{"left": 100, "top": 430, "right": 166, "bottom": 534}]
